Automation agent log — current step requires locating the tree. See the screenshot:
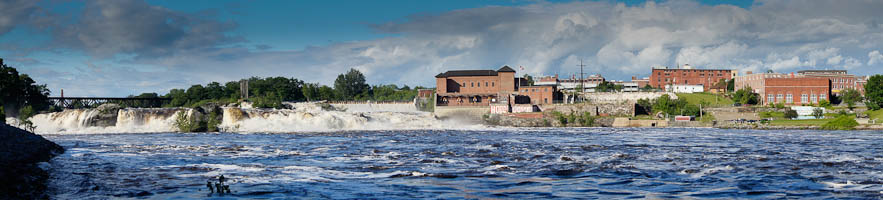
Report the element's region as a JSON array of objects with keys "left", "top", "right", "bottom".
[
  {"left": 839, "top": 89, "right": 862, "bottom": 110},
  {"left": 318, "top": 85, "right": 336, "bottom": 100},
  {"left": 522, "top": 74, "right": 535, "bottom": 86},
  {"left": 866, "top": 75, "right": 883, "bottom": 110},
  {"left": 784, "top": 109, "right": 798, "bottom": 119},
  {"left": 733, "top": 87, "right": 759, "bottom": 105},
  {"left": 812, "top": 107, "right": 824, "bottom": 119},
  {"left": 726, "top": 78, "right": 735, "bottom": 92},
  {"left": 302, "top": 83, "right": 319, "bottom": 101},
  {"left": 0, "top": 62, "right": 51, "bottom": 114},
  {"left": 818, "top": 99, "right": 831, "bottom": 108},
  {"left": 334, "top": 69, "right": 370, "bottom": 100}
]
